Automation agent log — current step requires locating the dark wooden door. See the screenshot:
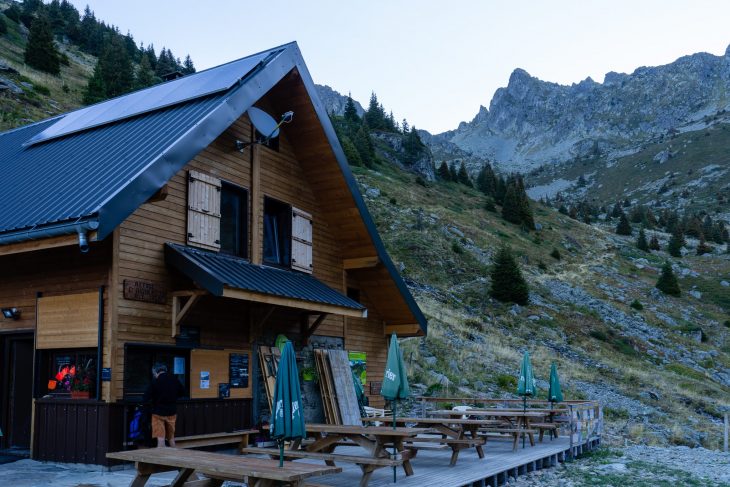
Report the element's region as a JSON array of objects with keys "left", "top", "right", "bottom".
[{"left": 7, "top": 338, "right": 33, "bottom": 448}]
